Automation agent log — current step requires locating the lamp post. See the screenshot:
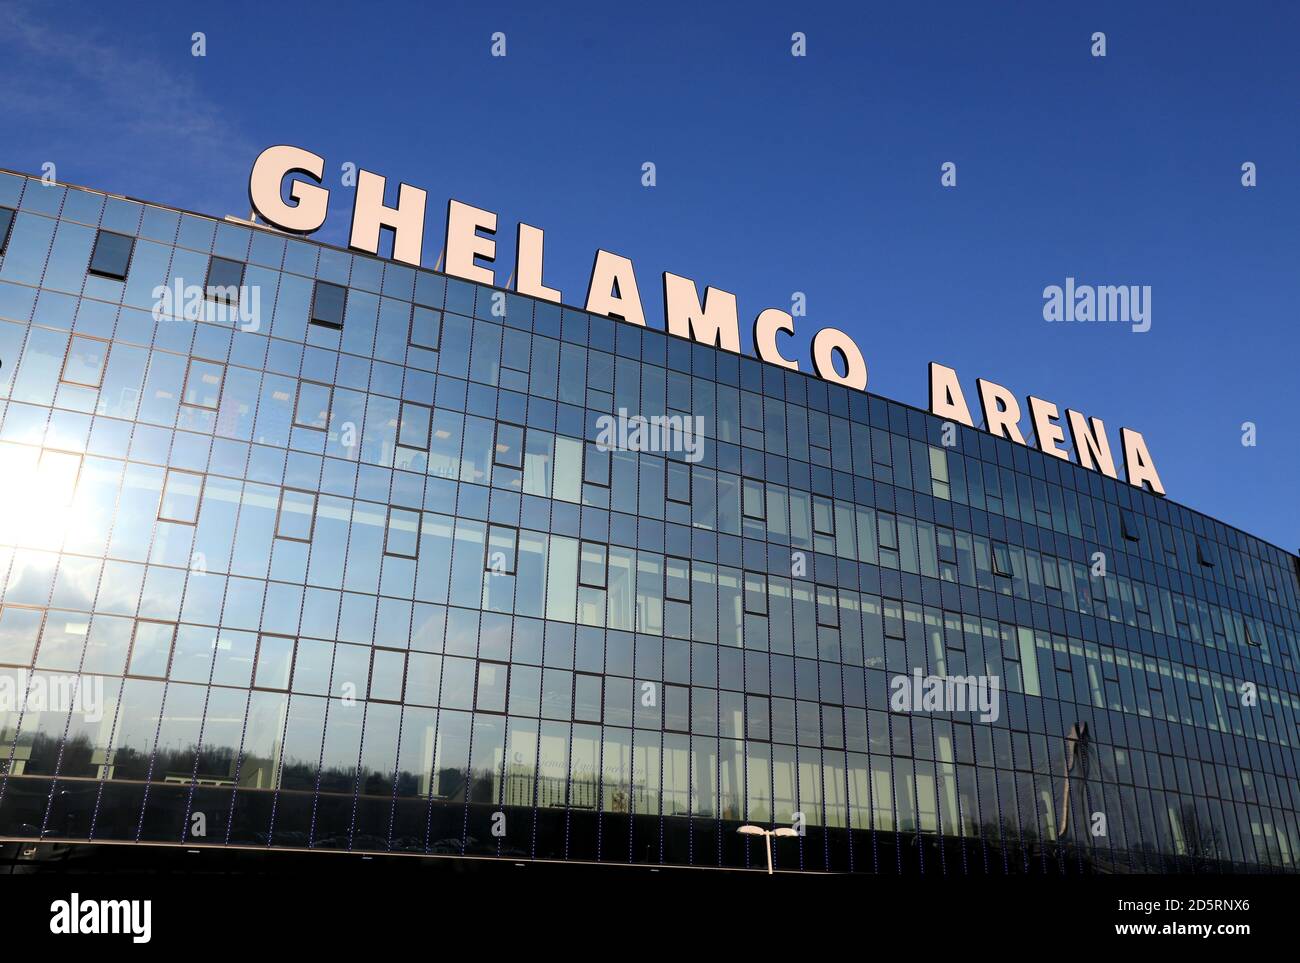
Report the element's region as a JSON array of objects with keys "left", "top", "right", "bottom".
[{"left": 737, "top": 825, "right": 798, "bottom": 875}]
